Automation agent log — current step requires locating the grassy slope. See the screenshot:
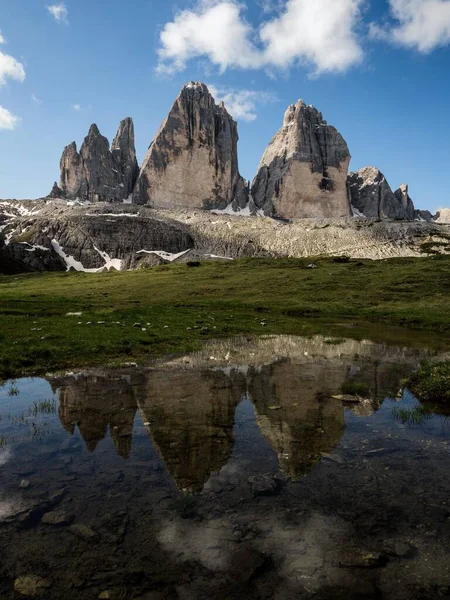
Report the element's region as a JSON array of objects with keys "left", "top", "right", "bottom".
[{"left": 1, "top": 255, "right": 450, "bottom": 378}]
